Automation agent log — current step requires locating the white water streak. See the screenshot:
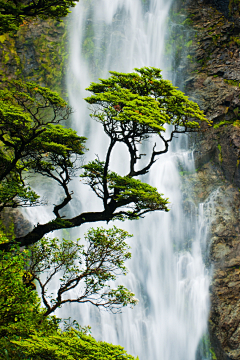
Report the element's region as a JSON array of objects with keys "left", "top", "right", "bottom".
[
  {"left": 22, "top": 1, "right": 211, "bottom": 359},
  {"left": 64, "top": 1, "right": 211, "bottom": 359}
]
